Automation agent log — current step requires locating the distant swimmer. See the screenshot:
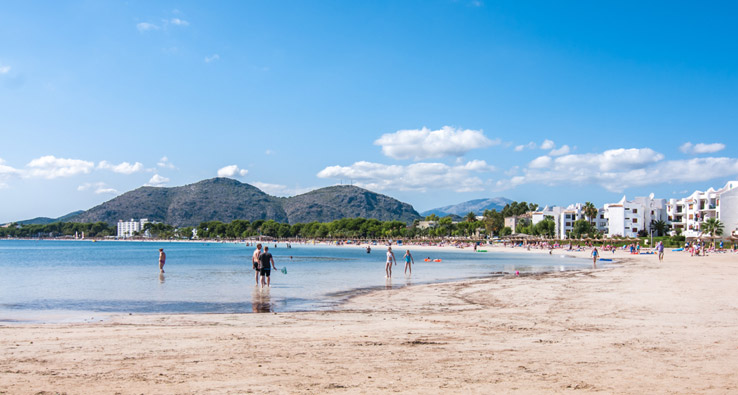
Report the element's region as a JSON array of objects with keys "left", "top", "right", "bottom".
[
  {"left": 403, "top": 250, "right": 414, "bottom": 275},
  {"left": 367, "top": 246, "right": 371, "bottom": 254},
  {"left": 385, "top": 246, "right": 396, "bottom": 278},
  {"left": 158, "top": 248, "right": 166, "bottom": 273}
]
